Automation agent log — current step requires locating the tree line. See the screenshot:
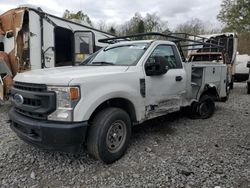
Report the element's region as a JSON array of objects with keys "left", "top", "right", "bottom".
[
  {"left": 62, "top": 10, "right": 220, "bottom": 36},
  {"left": 63, "top": 0, "right": 250, "bottom": 54}
]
